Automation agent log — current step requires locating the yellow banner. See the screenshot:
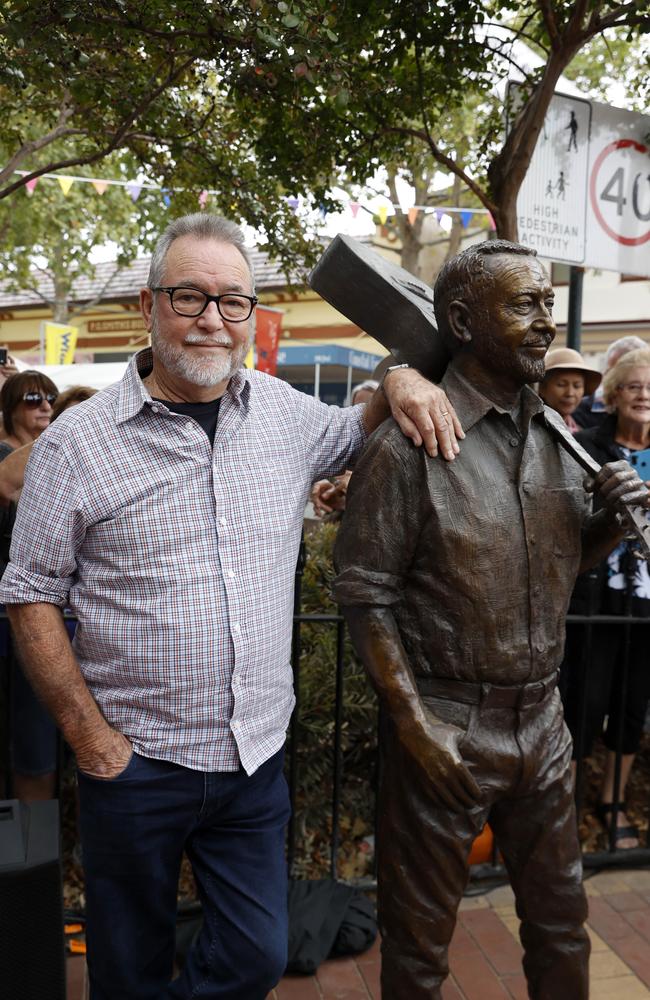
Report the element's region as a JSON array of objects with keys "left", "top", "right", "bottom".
[{"left": 44, "top": 323, "right": 78, "bottom": 365}]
